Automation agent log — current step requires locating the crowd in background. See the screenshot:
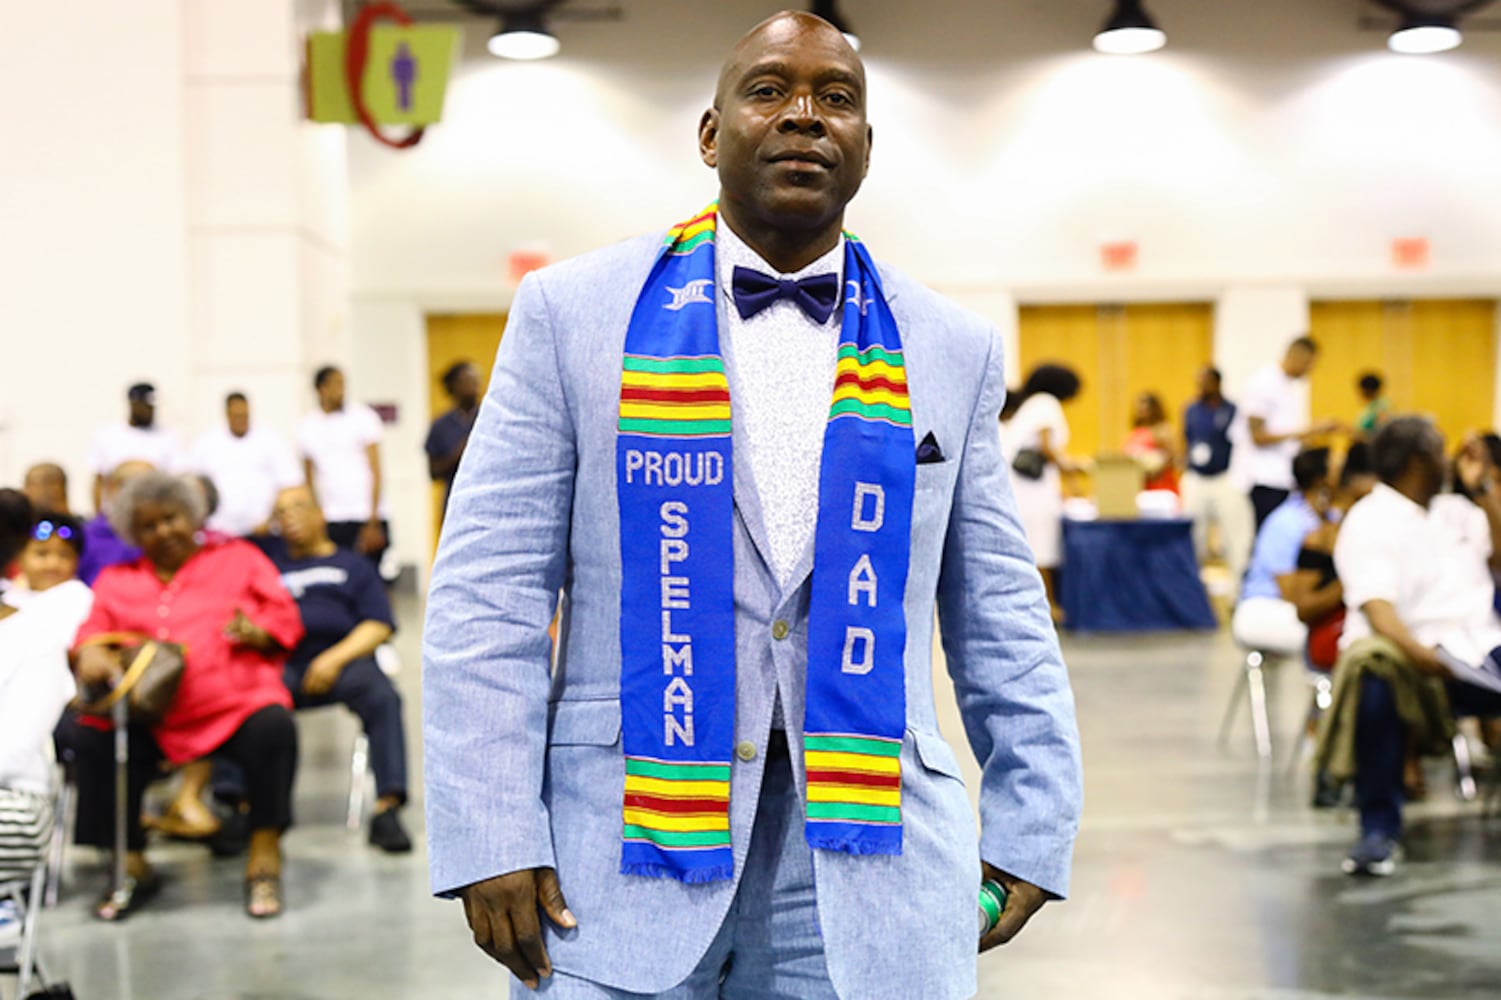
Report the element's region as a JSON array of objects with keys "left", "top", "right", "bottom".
[
  {"left": 0, "top": 360, "right": 481, "bottom": 930},
  {"left": 1002, "top": 336, "right": 1501, "bottom": 878}
]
